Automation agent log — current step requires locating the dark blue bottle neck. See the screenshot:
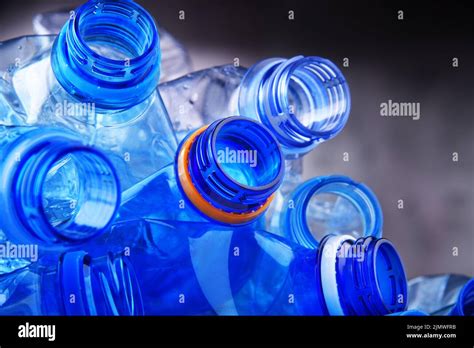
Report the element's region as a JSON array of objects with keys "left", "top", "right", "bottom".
[
  {"left": 282, "top": 175, "right": 383, "bottom": 249},
  {"left": 317, "top": 235, "right": 407, "bottom": 315},
  {"left": 239, "top": 56, "right": 351, "bottom": 157},
  {"left": 51, "top": 0, "right": 161, "bottom": 110},
  {"left": 177, "top": 117, "right": 284, "bottom": 225},
  {"left": 58, "top": 251, "right": 143, "bottom": 315},
  {"left": 0, "top": 128, "right": 119, "bottom": 246},
  {"left": 449, "top": 279, "right": 474, "bottom": 316}
]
